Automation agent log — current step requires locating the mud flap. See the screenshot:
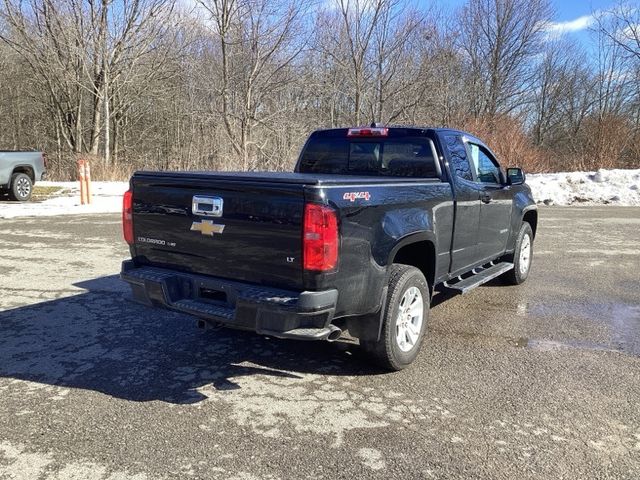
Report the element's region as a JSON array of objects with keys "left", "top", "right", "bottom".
[{"left": 346, "top": 286, "right": 388, "bottom": 342}]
